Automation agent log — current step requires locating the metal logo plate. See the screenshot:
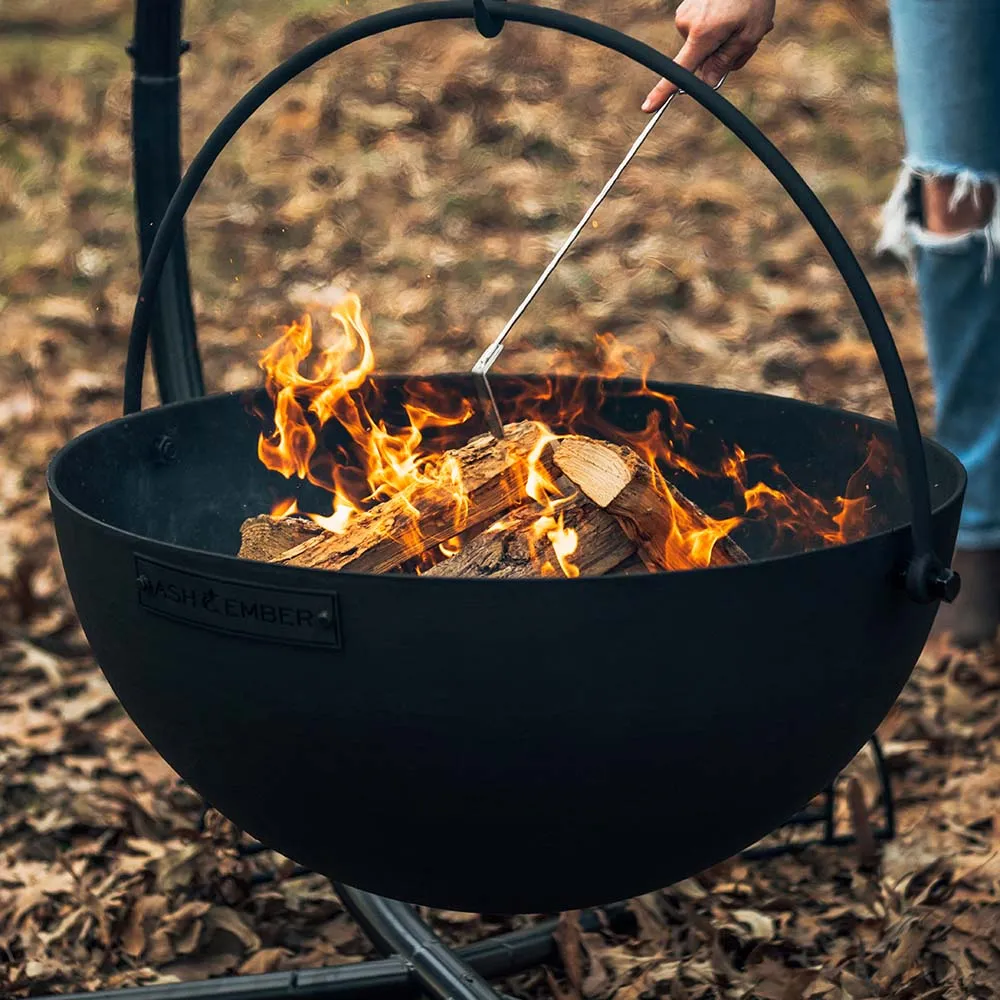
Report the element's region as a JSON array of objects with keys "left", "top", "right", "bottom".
[{"left": 134, "top": 555, "right": 341, "bottom": 649}]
